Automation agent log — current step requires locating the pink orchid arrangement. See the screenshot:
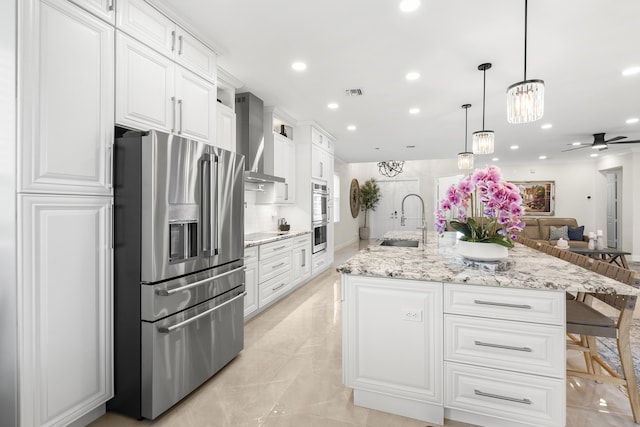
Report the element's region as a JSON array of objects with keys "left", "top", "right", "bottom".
[{"left": 435, "top": 166, "right": 525, "bottom": 248}]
